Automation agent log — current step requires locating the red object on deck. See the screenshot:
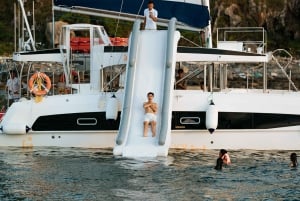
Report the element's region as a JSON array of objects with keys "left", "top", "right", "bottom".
[
  {"left": 70, "top": 37, "right": 128, "bottom": 53},
  {"left": 0, "top": 113, "right": 5, "bottom": 121},
  {"left": 70, "top": 37, "right": 90, "bottom": 53},
  {"left": 110, "top": 37, "right": 128, "bottom": 46},
  {"left": 0, "top": 106, "right": 6, "bottom": 121}
]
